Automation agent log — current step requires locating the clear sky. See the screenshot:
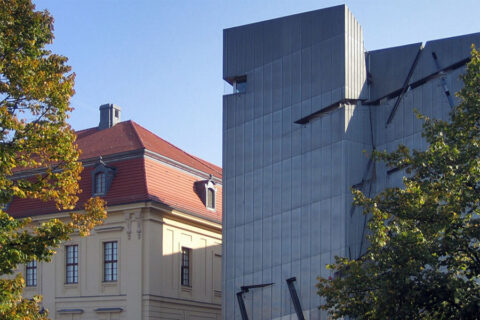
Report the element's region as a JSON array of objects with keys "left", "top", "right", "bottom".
[{"left": 33, "top": 0, "right": 480, "bottom": 166}]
